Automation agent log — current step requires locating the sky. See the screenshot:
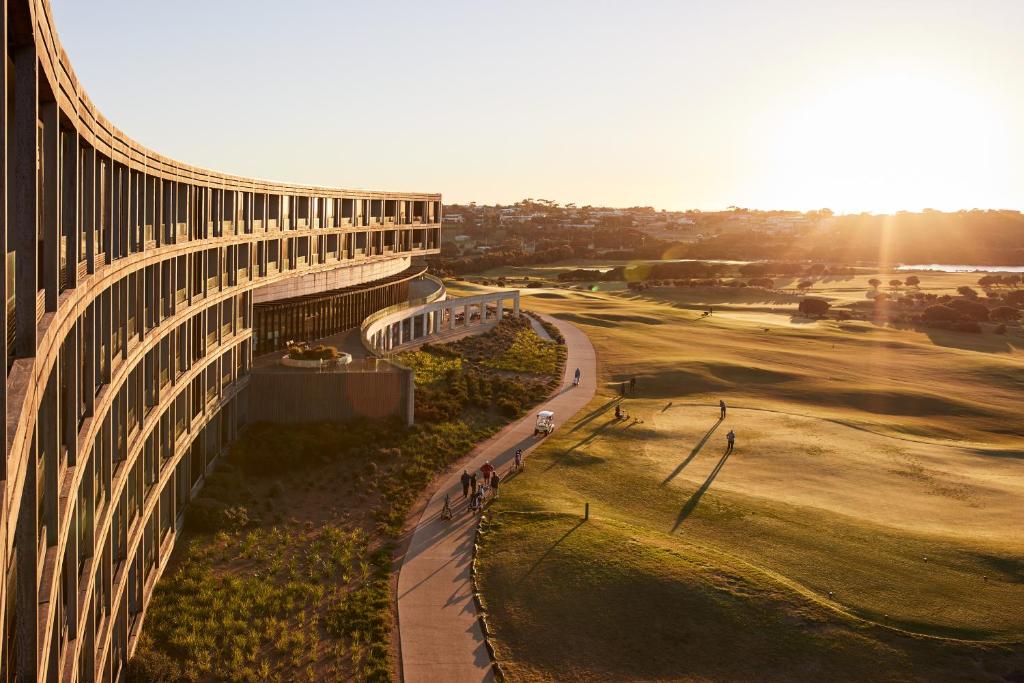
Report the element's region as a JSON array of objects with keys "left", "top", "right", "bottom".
[{"left": 51, "top": 0, "right": 1024, "bottom": 214}]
